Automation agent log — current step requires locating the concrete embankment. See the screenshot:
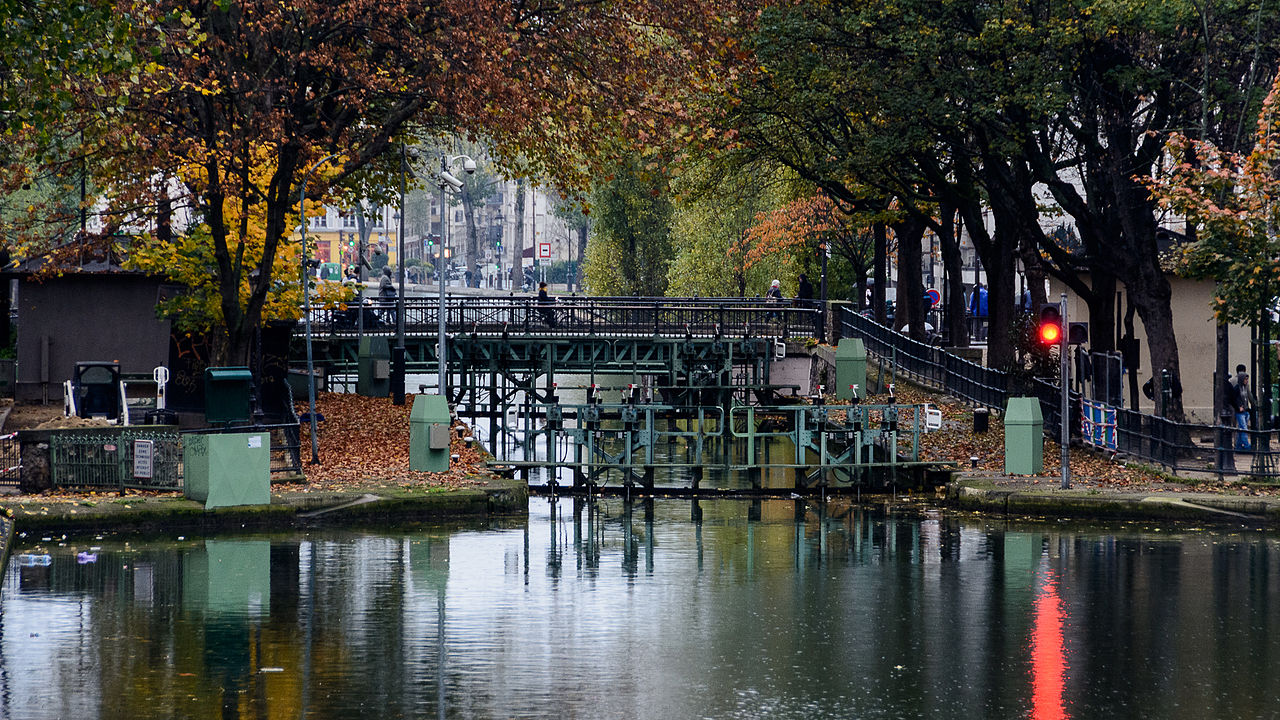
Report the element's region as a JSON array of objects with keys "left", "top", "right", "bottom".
[
  {"left": 949, "top": 476, "right": 1280, "bottom": 524},
  {"left": 1, "top": 476, "right": 528, "bottom": 536}
]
